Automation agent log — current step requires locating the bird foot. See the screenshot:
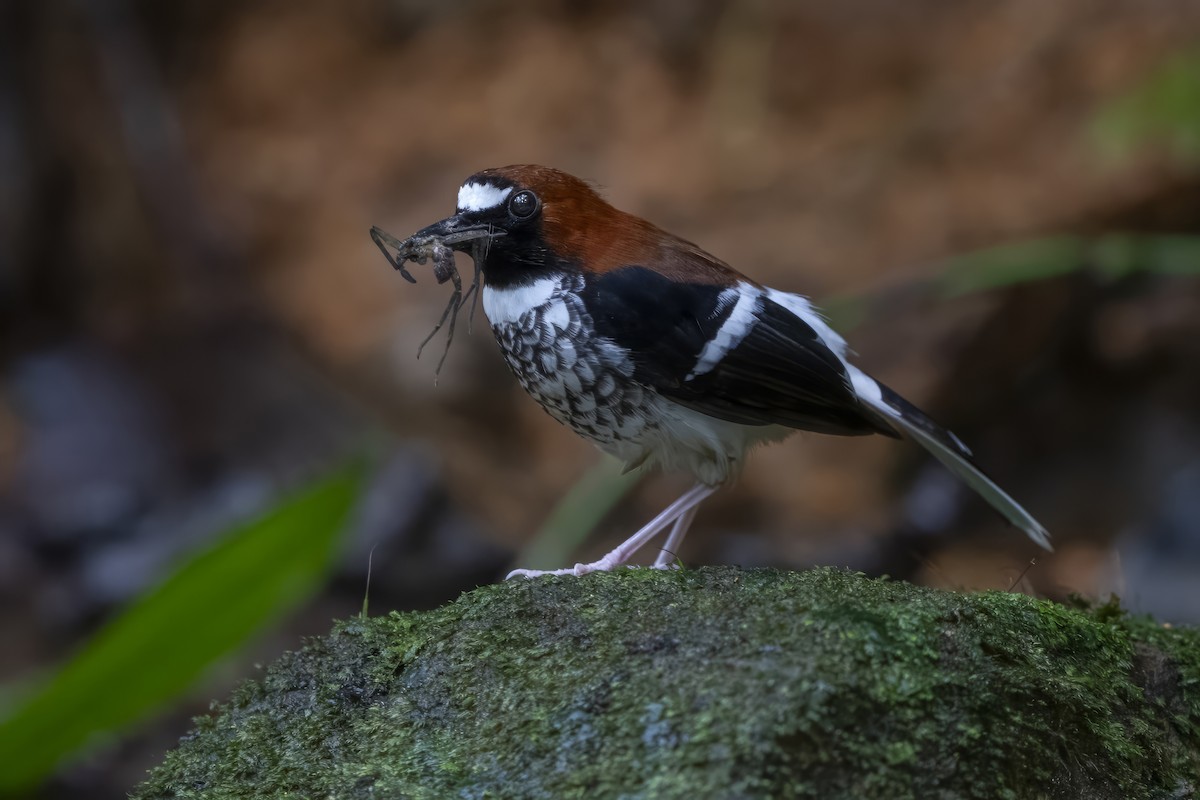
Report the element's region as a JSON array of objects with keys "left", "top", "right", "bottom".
[
  {"left": 505, "top": 558, "right": 686, "bottom": 579},
  {"left": 506, "top": 557, "right": 624, "bottom": 579}
]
